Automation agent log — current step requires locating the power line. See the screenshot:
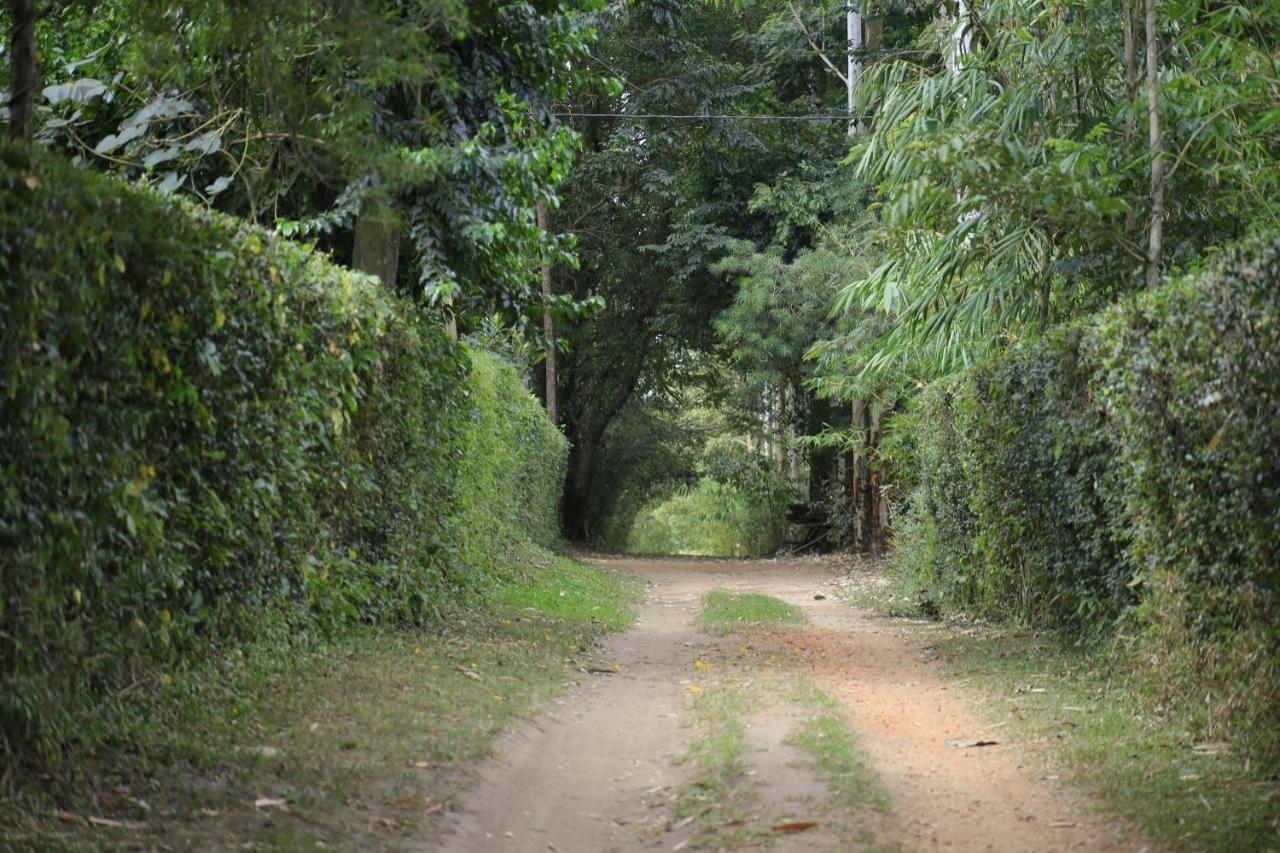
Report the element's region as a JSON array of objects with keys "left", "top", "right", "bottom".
[{"left": 552, "top": 111, "right": 868, "bottom": 122}]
